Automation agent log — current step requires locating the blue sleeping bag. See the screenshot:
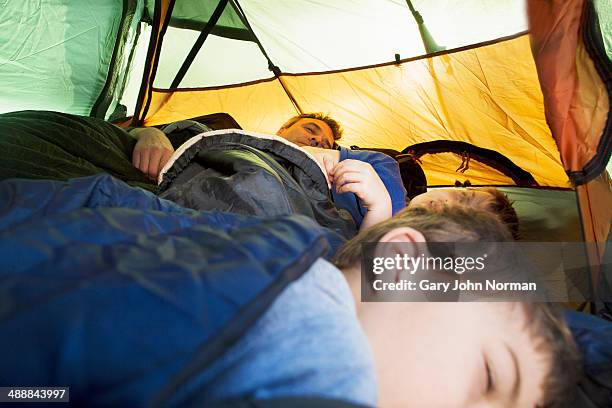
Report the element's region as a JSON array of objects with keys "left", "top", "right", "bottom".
[
  {"left": 0, "top": 174, "right": 351, "bottom": 407},
  {"left": 565, "top": 310, "right": 612, "bottom": 407},
  {"left": 2, "top": 174, "right": 612, "bottom": 407}
]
